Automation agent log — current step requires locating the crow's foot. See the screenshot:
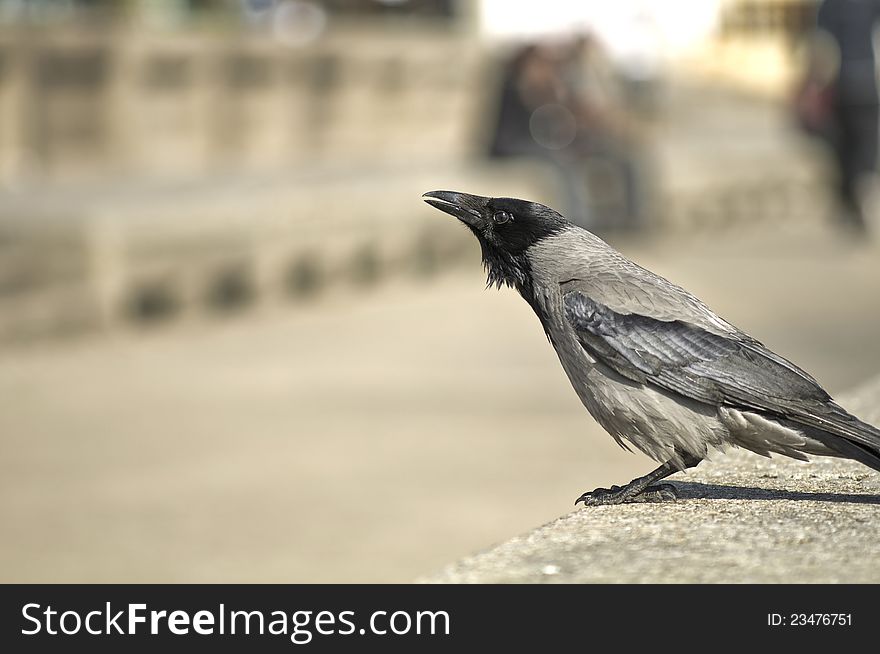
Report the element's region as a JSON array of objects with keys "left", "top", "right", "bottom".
[{"left": 574, "top": 482, "right": 678, "bottom": 507}]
